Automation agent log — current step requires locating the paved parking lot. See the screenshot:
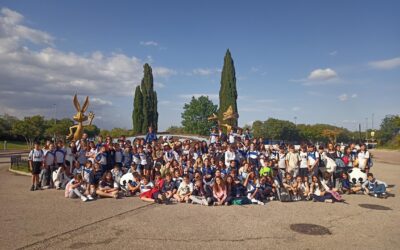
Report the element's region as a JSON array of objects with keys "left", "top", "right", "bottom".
[{"left": 0, "top": 151, "right": 399, "bottom": 250}]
